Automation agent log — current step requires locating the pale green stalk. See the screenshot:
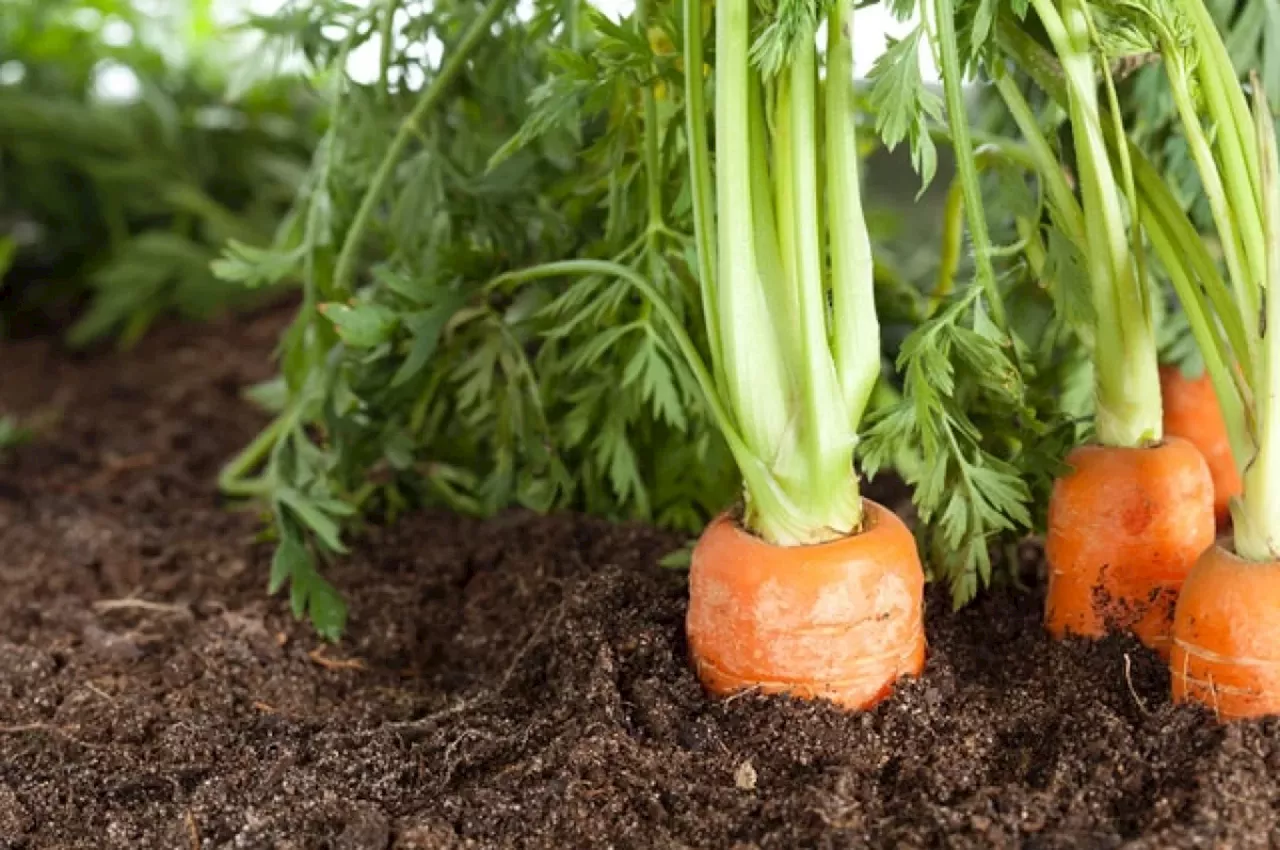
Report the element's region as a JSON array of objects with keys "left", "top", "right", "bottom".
[
  {"left": 682, "top": 0, "right": 720, "bottom": 389},
  {"left": 930, "top": 179, "right": 965, "bottom": 313},
  {"left": 827, "top": 0, "right": 880, "bottom": 427},
  {"left": 991, "top": 73, "right": 1085, "bottom": 246},
  {"left": 1141, "top": 197, "right": 1253, "bottom": 471},
  {"left": 1234, "top": 85, "right": 1280, "bottom": 561},
  {"left": 933, "top": 0, "right": 1008, "bottom": 331},
  {"left": 713, "top": 0, "right": 791, "bottom": 476},
  {"left": 714, "top": 0, "right": 829, "bottom": 544},
  {"left": 1127, "top": 148, "right": 1256, "bottom": 459},
  {"left": 995, "top": 63, "right": 1247, "bottom": 455},
  {"left": 1174, "top": 0, "right": 1264, "bottom": 222},
  {"left": 997, "top": 22, "right": 1253, "bottom": 423},
  {"left": 1089, "top": 10, "right": 1152, "bottom": 343},
  {"left": 774, "top": 71, "right": 801, "bottom": 327},
  {"left": 998, "top": 0, "right": 1257, "bottom": 483},
  {"left": 1161, "top": 46, "right": 1261, "bottom": 355},
  {"left": 1030, "top": 0, "right": 1162, "bottom": 447},
  {"left": 779, "top": 37, "right": 860, "bottom": 534},
  {"left": 669, "top": 0, "right": 882, "bottom": 544}
]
